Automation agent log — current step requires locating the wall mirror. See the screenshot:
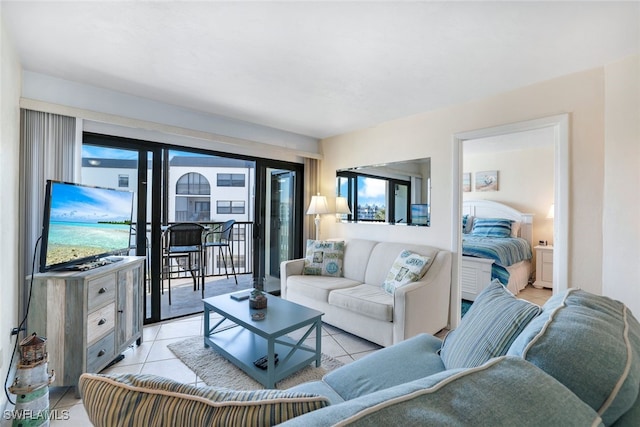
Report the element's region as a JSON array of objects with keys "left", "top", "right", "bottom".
[{"left": 336, "top": 158, "right": 431, "bottom": 226}]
